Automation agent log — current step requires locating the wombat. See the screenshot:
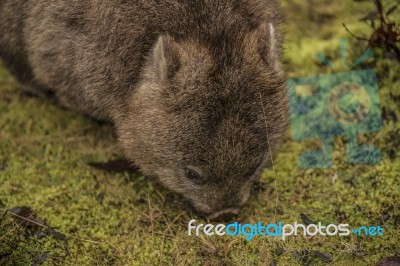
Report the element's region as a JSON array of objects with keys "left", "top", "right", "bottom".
[{"left": 0, "top": 0, "right": 288, "bottom": 220}]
